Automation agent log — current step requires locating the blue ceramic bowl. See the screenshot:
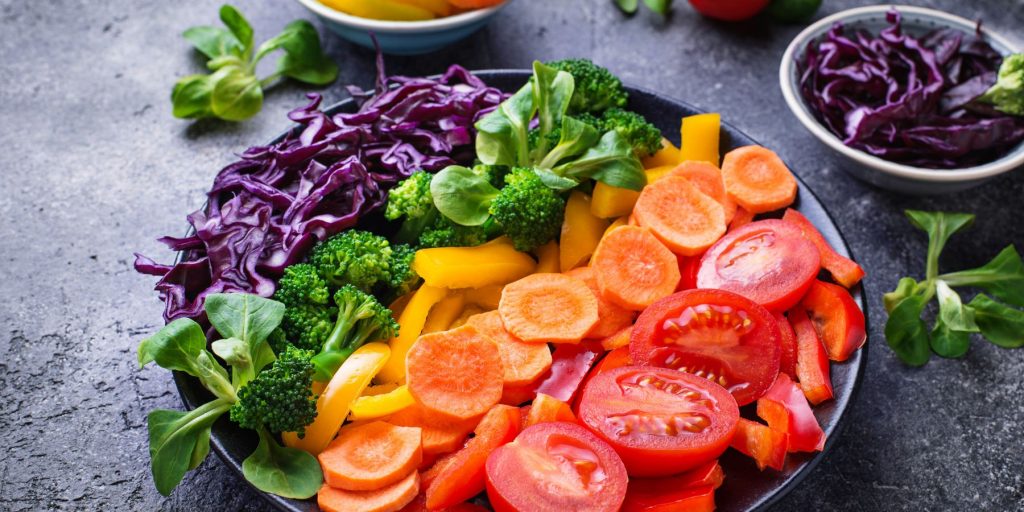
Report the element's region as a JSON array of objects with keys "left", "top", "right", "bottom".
[
  {"left": 296, "top": 0, "right": 511, "bottom": 55},
  {"left": 779, "top": 5, "right": 1024, "bottom": 195}
]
